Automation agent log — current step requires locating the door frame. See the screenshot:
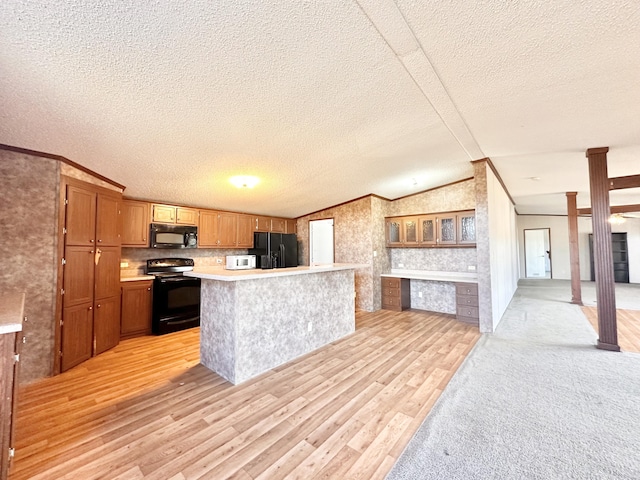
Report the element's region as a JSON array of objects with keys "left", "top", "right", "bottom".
[
  {"left": 309, "top": 218, "right": 335, "bottom": 265},
  {"left": 523, "top": 228, "right": 552, "bottom": 279}
]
